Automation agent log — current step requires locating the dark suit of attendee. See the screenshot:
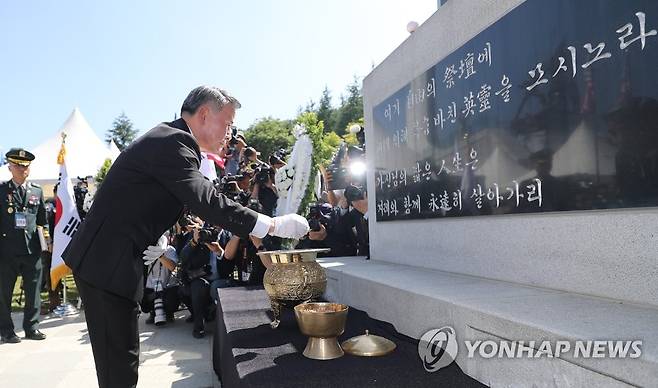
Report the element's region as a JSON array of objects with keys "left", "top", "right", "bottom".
[
  {"left": 0, "top": 148, "right": 48, "bottom": 343},
  {"left": 63, "top": 86, "right": 309, "bottom": 388}
]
